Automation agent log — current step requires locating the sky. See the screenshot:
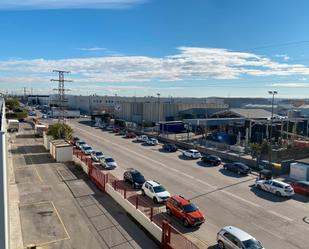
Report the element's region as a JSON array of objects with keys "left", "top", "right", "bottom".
[{"left": 1, "top": 0, "right": 309, "bottom": 98}]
